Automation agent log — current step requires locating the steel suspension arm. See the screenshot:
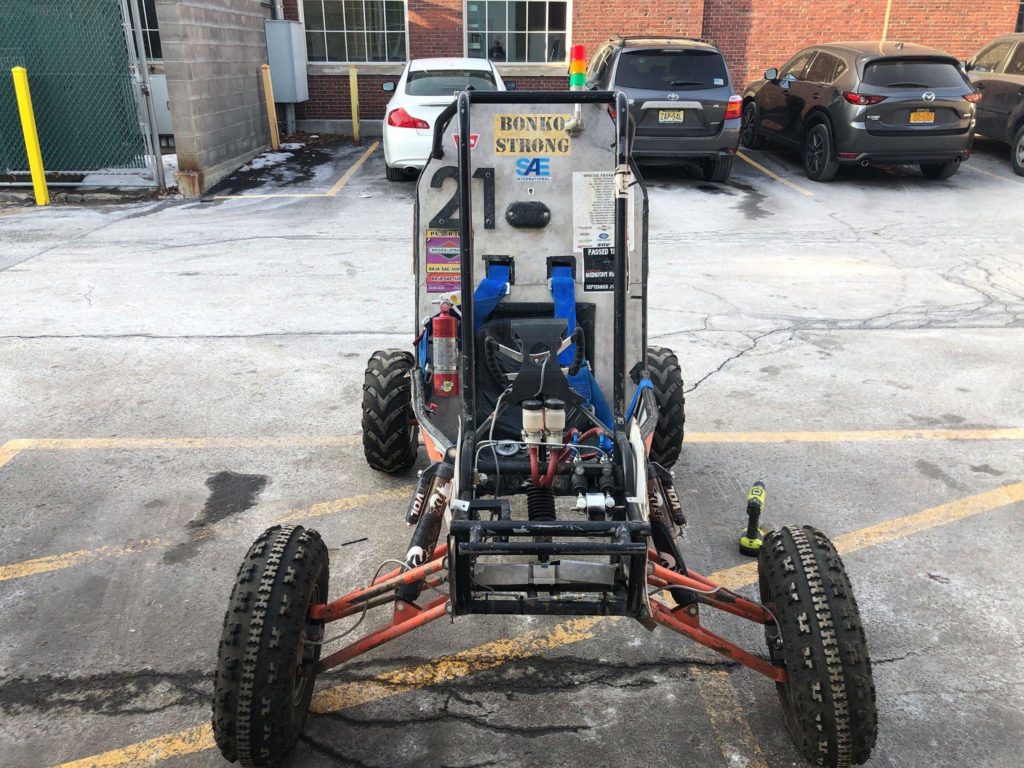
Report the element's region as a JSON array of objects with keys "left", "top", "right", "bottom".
[
  {"left": 316, "top": 594, "right": 449, "bottom": 673},
  {"left": 310, "top": 549, "right": 448, "bottom": 623},
  {"left": 649, "top": 599, "right": 786, "bottom": 683}
]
